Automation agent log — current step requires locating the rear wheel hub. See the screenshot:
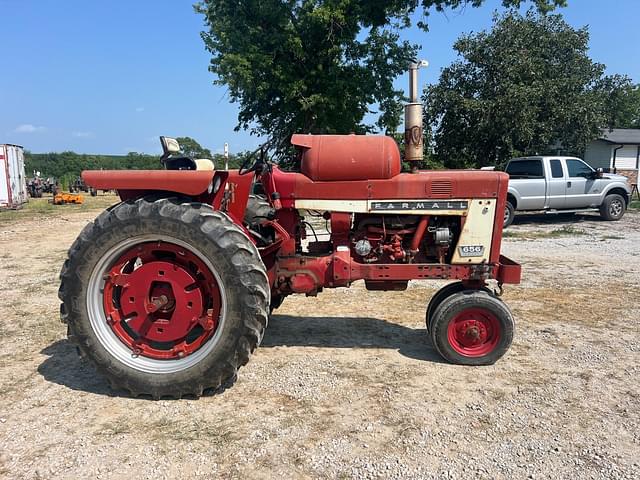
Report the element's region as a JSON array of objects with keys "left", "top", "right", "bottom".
[{"left": 102, "top": 241, "right": 221, "bottom": 360}]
